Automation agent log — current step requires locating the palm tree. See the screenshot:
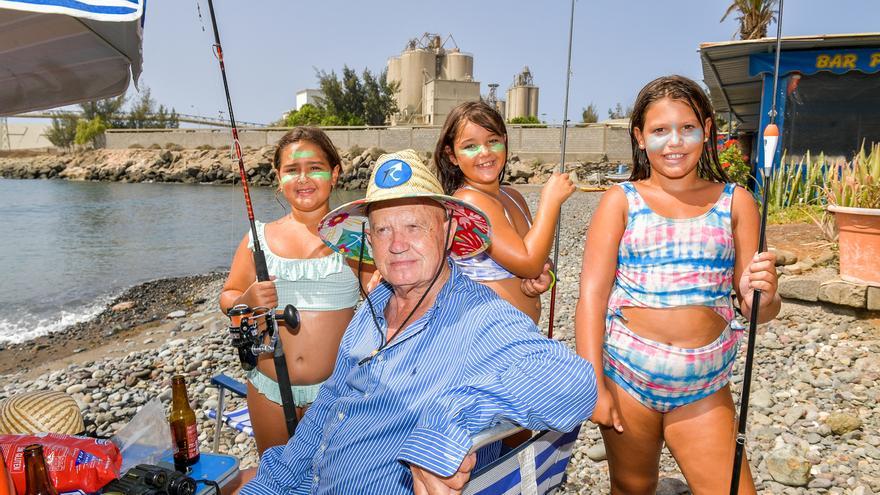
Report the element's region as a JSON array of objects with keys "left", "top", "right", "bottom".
[{"left": 721, "top": 0, "right": 778, "bottom": 40}]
